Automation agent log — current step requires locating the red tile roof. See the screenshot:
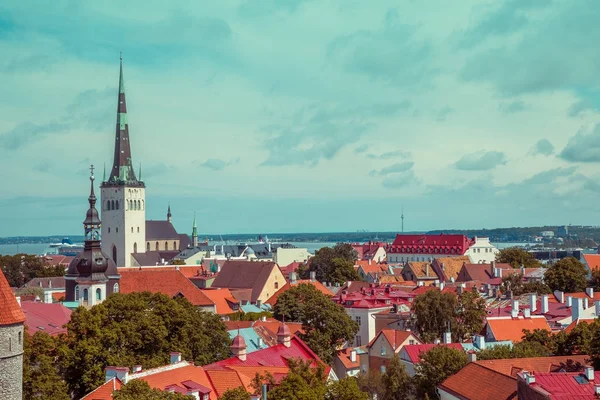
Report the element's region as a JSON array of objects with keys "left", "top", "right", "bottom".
[
  {"left": 21, "top": 301, "right": 72, "bottom": 336},
  {"left": 205, "top": 370, "right": 245, "bottom": 397},
  {"left": 119, "top": 266, "right": 206, "bottom": 279},
  {"left": 81, "top": 377, "right": 122, "bottom": 400},
  {"left": 402, "top": 343, "right": 463, "bottom": 364},
  {"left": 389, "top": 234, "right": 474, "bottom": 255},
  {"left": 486, "top": 316, "right": 551, "bottom": 342},
  {"left": 582, "top": 254, "right": 600, "bottom": 271},
  {"left": 119, "top": 270, "right": 214, "bottom": 307},
  {"left": 477, "top": 355, "right": 589, "bottom": 377},
  {"left": 351, "top": 242, "right": 388, "bottom": 260},
  {"left": 265, "top": 280, "right": 333, "bottom": 306},
  {"left": 42, "top": 255, "right": 74, "bottom": 267},
  {"left": 0, "top": 269, "right": 25, "bottom": 325},
  {"left": 440, "top": 362, "right": 517, "bottom": 400},
  {"left": 200, "top": 288, "right": 239, "bottom": 315},
  {"left": 457, "top": 263, "right": 512, "bottom": 282},
  {"left": 520, "top": 371, "right": 600, "bottom": 399},
  {"left": 52, "top": 292, "right": 65, "bottom": 302},
  {"left": 140, "top": 364, "right": 217, "bottom": 400},
  {"left": 279, "top": 262, "right": 303, "bottom": 276}
]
